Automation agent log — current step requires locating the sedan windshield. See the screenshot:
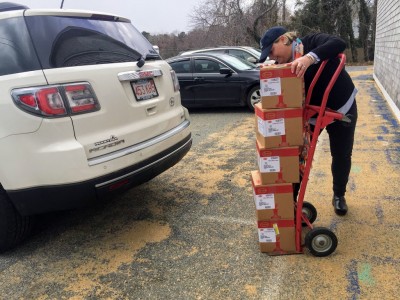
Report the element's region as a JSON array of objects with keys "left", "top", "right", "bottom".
[
  {"left": 222, "top": 55, "right": 257, "bottom": 70},
  {"left": 249, "top": 47, "right": 262, "bottom": 55}
]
